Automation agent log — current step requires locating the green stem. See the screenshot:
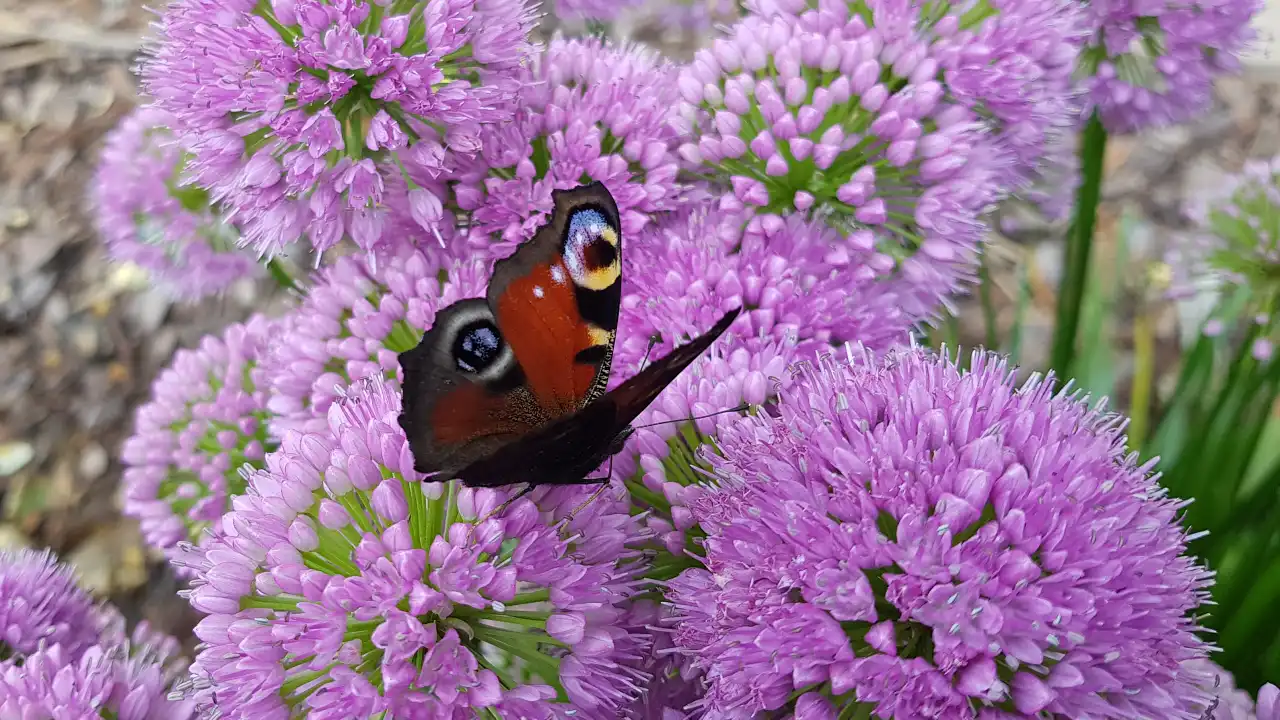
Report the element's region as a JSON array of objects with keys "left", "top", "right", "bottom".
[
  {"left": 267, "top": 257, "right": 299, "bottom": 292},
  {"left": 1050, "top": 111, "right": 1107, "bottom": 377}
]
